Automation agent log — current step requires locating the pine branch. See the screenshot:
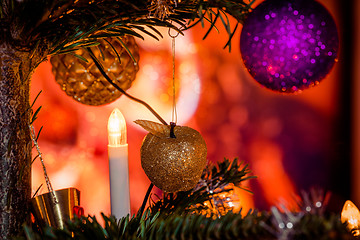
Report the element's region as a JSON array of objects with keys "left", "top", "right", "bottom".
[
  {"left": 18, "top": 157, "right": 356, "bottom": 239},
  {"left": 19, "top": 210, "right": 356, "bottom": 240},
  {"left": 293, "top": 213, "right": 354, "bottom": 240},
  {"left": 148, "top": 158, "right": 256, "bottom": 217},
  {"left": 145, "top": 210, "right": 270, "bottom": 240},
  {"left": 1, "top": 0, "right": 253, "bottom": 52}
]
